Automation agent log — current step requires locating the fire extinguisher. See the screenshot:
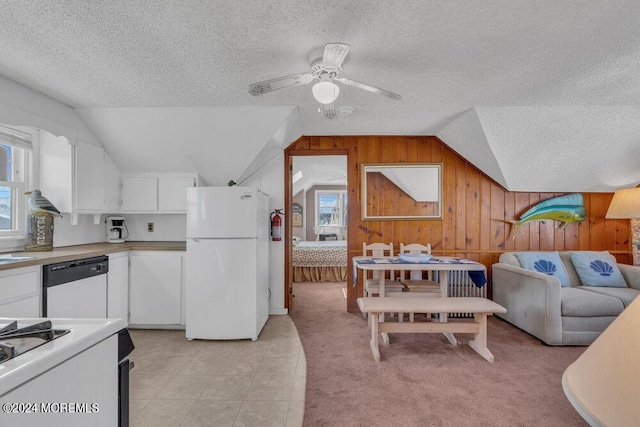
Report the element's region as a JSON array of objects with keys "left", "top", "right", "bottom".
[{"left": 270, "top": 209, "right": 283, "bottom": 241}]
